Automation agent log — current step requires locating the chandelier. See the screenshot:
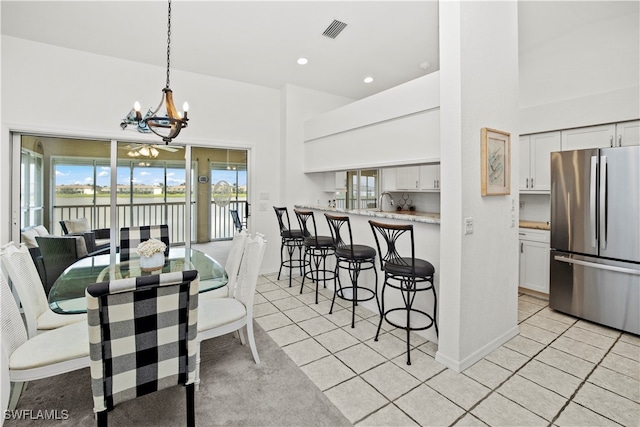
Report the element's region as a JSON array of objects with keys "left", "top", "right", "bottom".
[{"left": 120, "top": 0, "right": 189, "bottom": 143}]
